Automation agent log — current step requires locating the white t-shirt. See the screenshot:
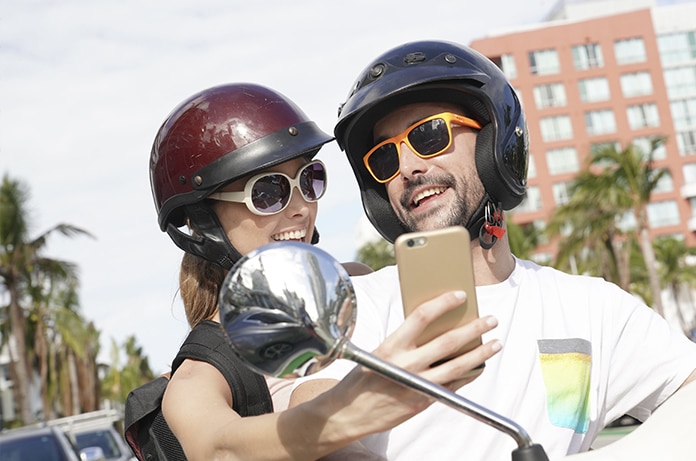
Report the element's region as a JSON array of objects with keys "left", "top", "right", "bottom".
[{"left": 296, "top": 258, "right": 696, "bottom": 460}]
